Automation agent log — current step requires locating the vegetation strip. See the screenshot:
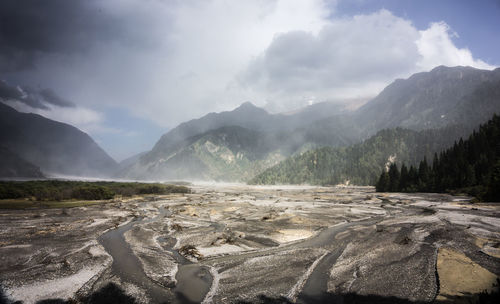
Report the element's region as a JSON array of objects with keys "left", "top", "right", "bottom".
[
  {"left": 0, "top": 180, "right": 190, "bottom": 208},
  {"left": 376, "top": 115, "right": 500, "bottom": 201}
]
